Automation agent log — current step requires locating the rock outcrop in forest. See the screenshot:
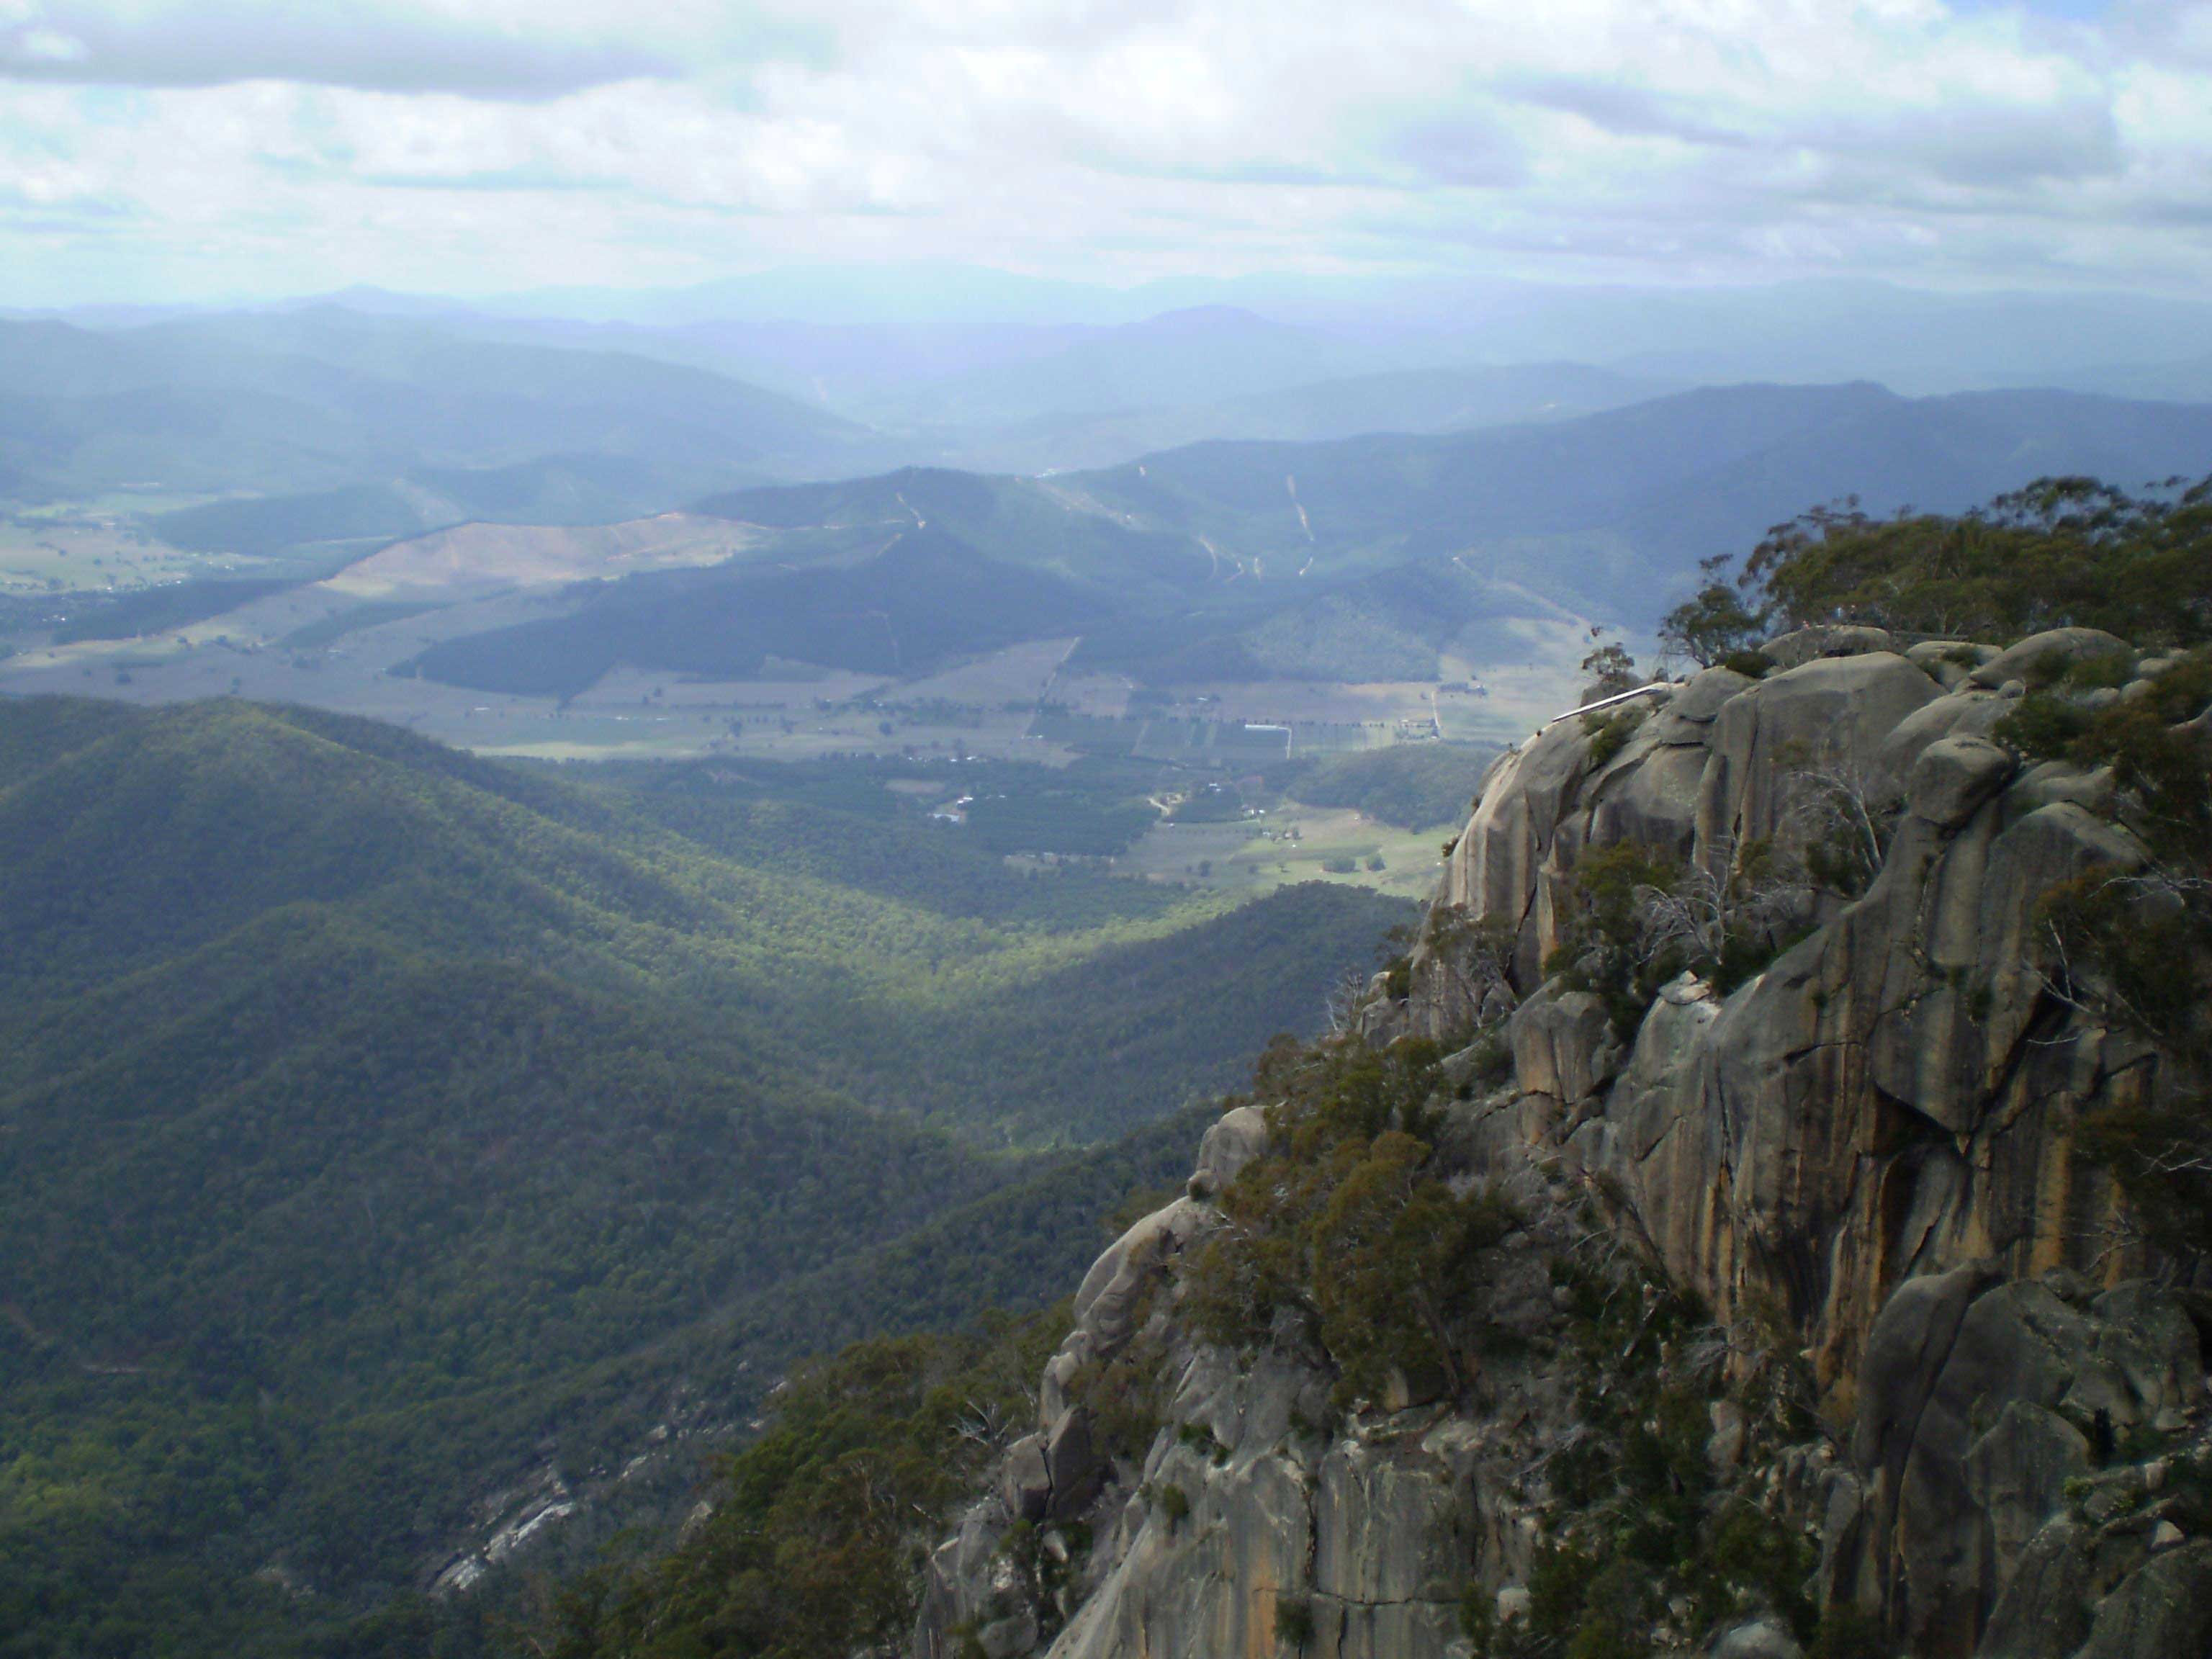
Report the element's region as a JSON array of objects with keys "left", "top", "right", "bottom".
[{"left": 914, "top": 624, "right": 2212, "bottom": 1659}]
